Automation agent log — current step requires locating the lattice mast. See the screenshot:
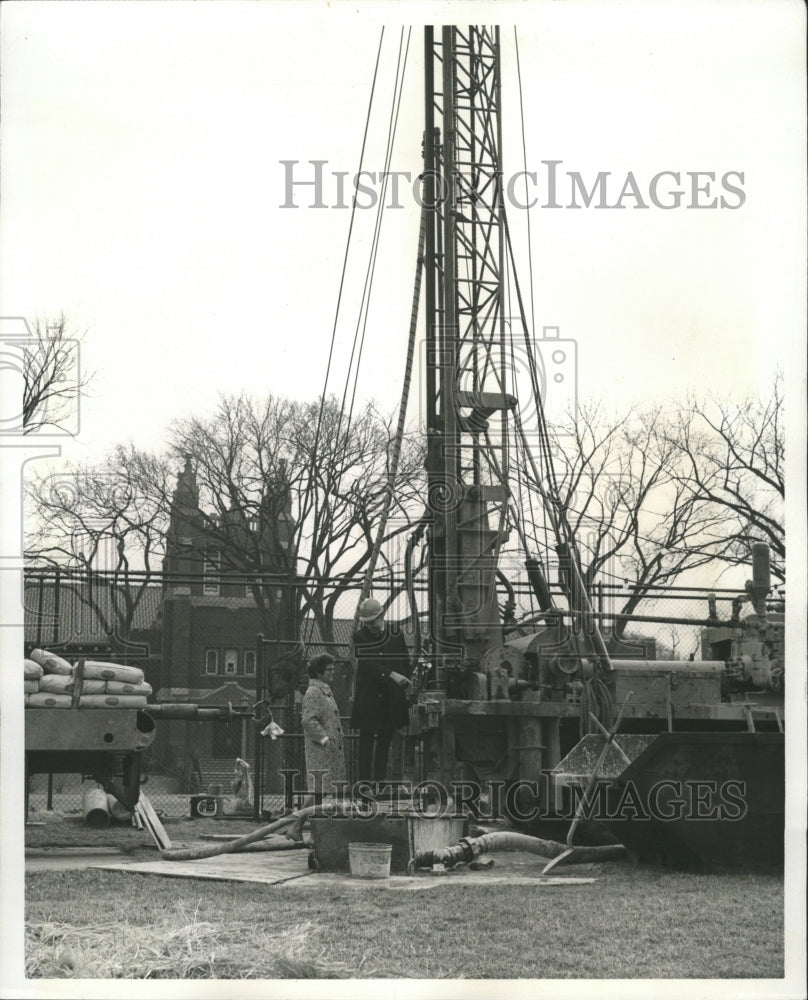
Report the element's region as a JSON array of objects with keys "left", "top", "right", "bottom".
[{"left": 423, "top": 26, "right": 516, "bottom": 664}]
